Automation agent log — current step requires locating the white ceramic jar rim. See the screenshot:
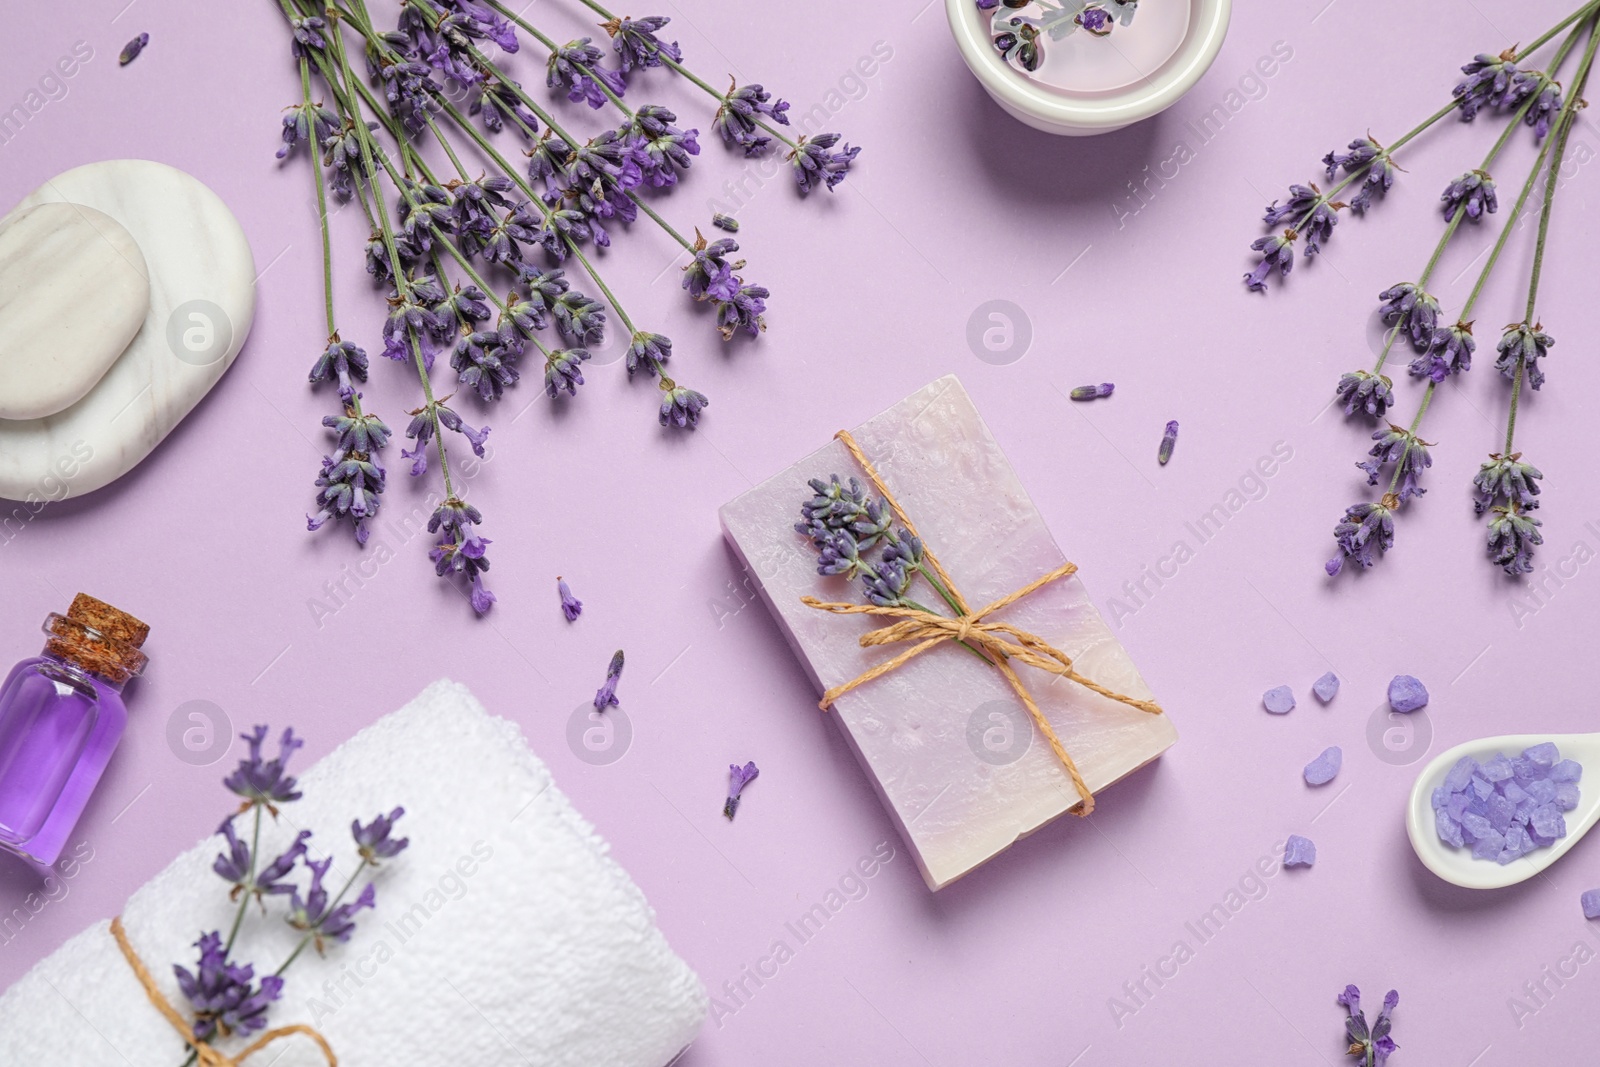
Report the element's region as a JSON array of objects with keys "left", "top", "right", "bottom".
[{"left": 946, "top": 0, "right": 1232, "bottom": 134}]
